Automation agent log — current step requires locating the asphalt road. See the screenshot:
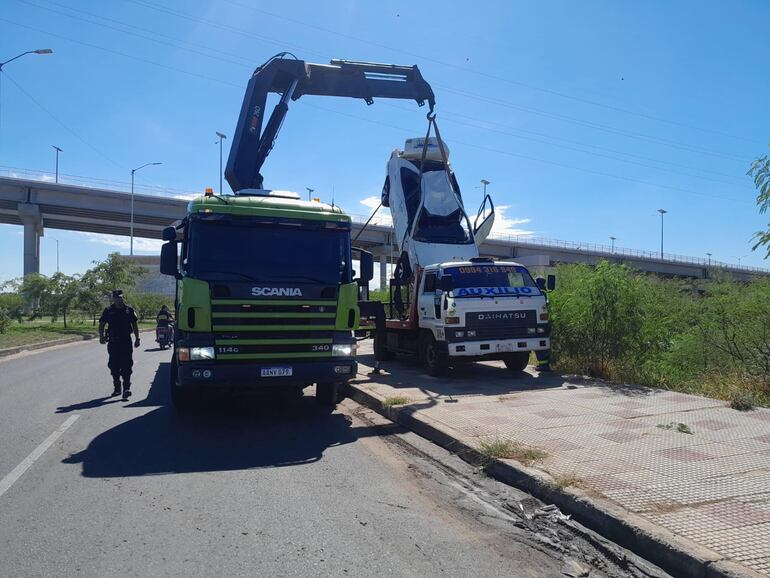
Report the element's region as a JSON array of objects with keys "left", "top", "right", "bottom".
[{"left": 0, "top": 341, "right": 667, "bottom": 578}]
